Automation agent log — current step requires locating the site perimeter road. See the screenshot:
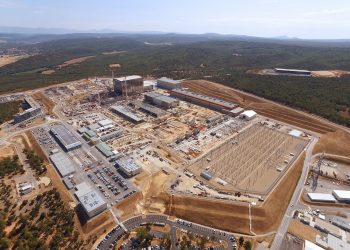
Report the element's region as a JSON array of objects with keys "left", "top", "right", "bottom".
[{"left": 270, "top": 137, "right": 318, "bottom": 250}]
